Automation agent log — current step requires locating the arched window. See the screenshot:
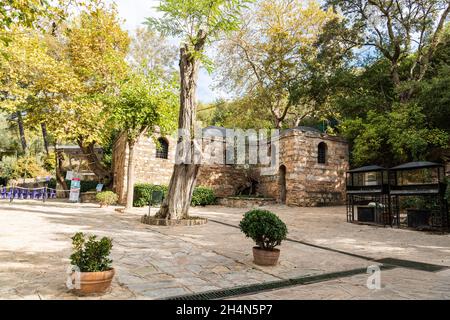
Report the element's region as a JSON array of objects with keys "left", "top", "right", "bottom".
[
  {"left": 156, "top": 138, "right": 169, "bottom": 159},
  {"left": 318, "top": 142, "right": 327, "bottom": 164}
]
